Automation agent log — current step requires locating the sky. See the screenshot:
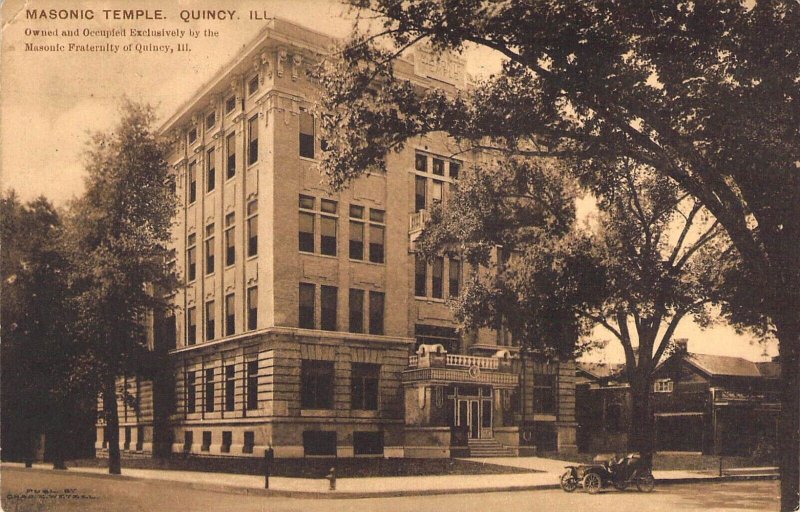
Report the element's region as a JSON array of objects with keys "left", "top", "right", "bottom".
[{"left": 0, "top": 0, "right": 777, "bottom": 363}]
